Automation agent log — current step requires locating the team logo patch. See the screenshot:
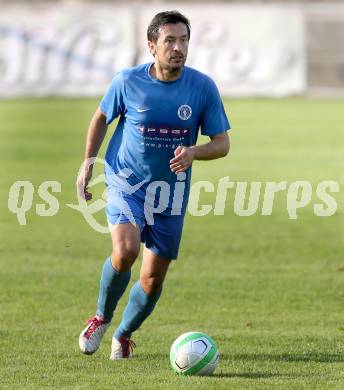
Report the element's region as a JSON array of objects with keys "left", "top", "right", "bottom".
[{"left": 178, "top": 105, "right": 192, "bottom": 120}]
